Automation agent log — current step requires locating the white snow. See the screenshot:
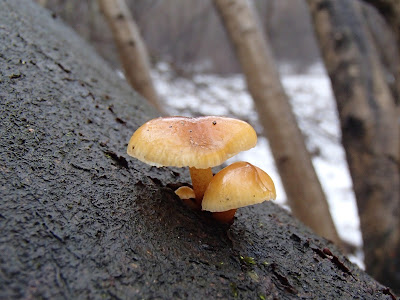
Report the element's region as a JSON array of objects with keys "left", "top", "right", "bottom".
[{"left": 152, "top": 61, "right": 364, "bottom": 269}]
